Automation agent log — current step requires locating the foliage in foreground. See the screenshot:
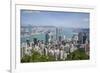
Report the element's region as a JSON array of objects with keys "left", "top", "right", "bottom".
[
  {"left": 21, "top": 50, "right": 56, "bottom": 63},
  {"left": 67, "top": 49, "right": 89, "bottom": 60},
  {"left": 21, "top": 49, "right": 89, "bottom": 63}
]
